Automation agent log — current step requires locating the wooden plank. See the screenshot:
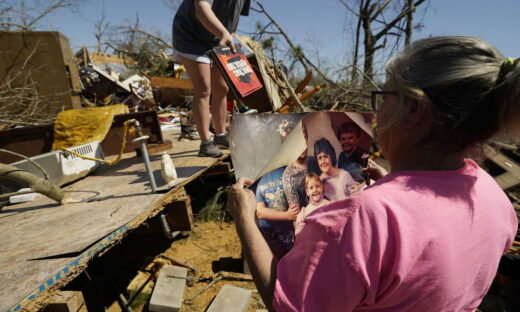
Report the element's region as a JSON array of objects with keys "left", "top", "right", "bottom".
[
  {"left": 135, "top": 141, "right": 174, "bottom": 157},
  {"left": 282, "top": 71, "right": 313, "bottom": 109},
  {"left": 0, "top": 31, "right": 78, "bottom": 116},
  {"left": 1, "top": 128, "right": 229, "bottom": 312},
  {"left": 294, "top": 71, "right": 313, "bottom": 94},
  {"left": 0, "top": 111, "right": 165, "bottom": 164},
  {"left": 41, "top": 291, "right": 85, "bottom": 312},
  {"left": 202, "top": 162, "right": 232, "bottom": 176},
  {"left": 150, "top": 77, "right": 193, "bottom": 90},
  {"left": 483, "top": 144, "right": 520, "bottom": 190},
  {"left": 494, "top": 172, "right": 520, "bottom": 190},
  {"left": 165, "top": 197, "right": 194, "bottom": 232},
  {"left": 89, "top": 51, "right": 136, "bottom": 66}
]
